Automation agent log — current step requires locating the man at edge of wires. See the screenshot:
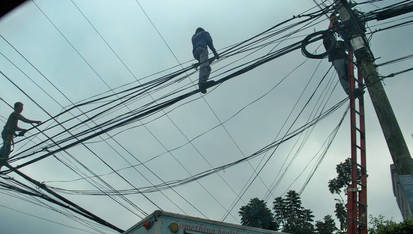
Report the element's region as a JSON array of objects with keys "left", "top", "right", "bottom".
[
  {"left": 192, "top": 27, "right": 219, "bottom": 94},
  {"left": 0, "top": 102, "right": 41, "bottom": 171},
  {"left": 323, "top": 14, "right": 363, "bottom": 98},
  {"left": 323, "top": 14, "right": 351, "bottom": 95}
]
